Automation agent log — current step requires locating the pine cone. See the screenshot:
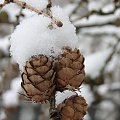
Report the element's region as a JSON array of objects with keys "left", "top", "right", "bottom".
[
  {"left": 57, "top": 95, "right": 87, "bottom": 120},
  {"left": 21, "top": 55, "right": 55, "bottom": 103},
  {"left": 55, "top": 48, "right": 85, "bottom": 91}
]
